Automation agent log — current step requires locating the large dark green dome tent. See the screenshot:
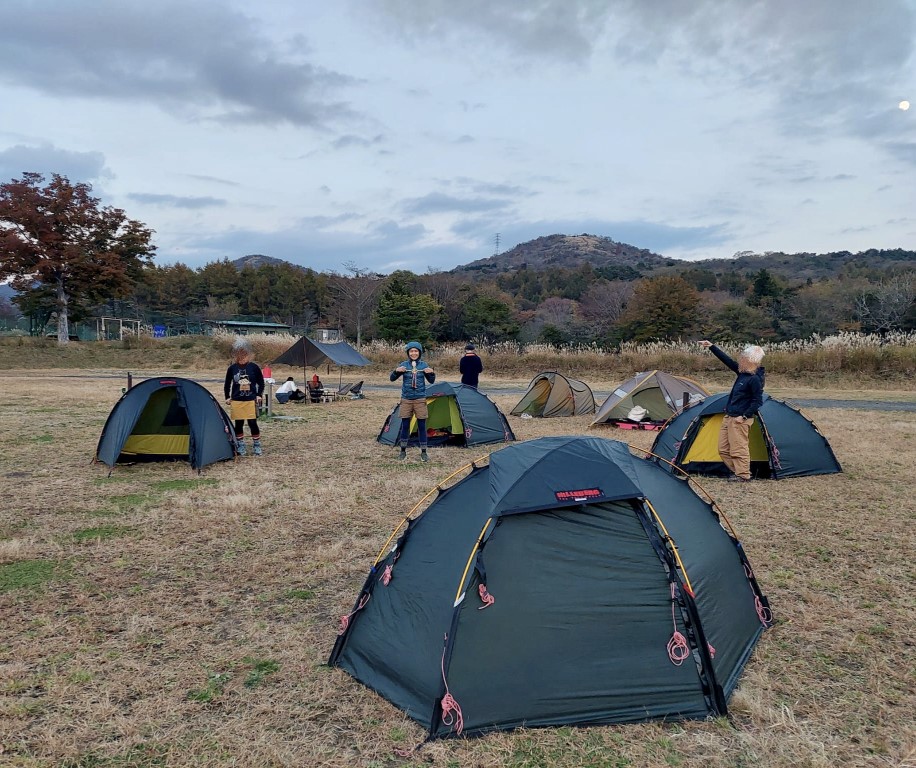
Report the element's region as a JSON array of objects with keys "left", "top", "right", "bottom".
[
  {"left": 95, "top": 377, "right": 237, "bottom": 470},
  {"left": 378, "top": 382, "right": 515, "bottom": 448},
  {"left": 330, "top": 436, "right": 772, "bottom": 738},
  {"left": 650, "top": 393, "right": 842, "bottom": 479}
]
